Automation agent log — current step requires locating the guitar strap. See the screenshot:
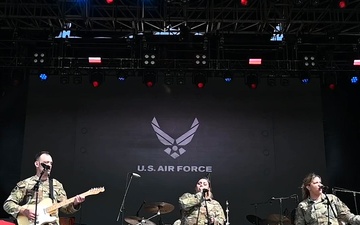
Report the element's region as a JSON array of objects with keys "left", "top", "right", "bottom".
[{"left": 49, "top": 178, "right": 54, "bottom": 201}]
